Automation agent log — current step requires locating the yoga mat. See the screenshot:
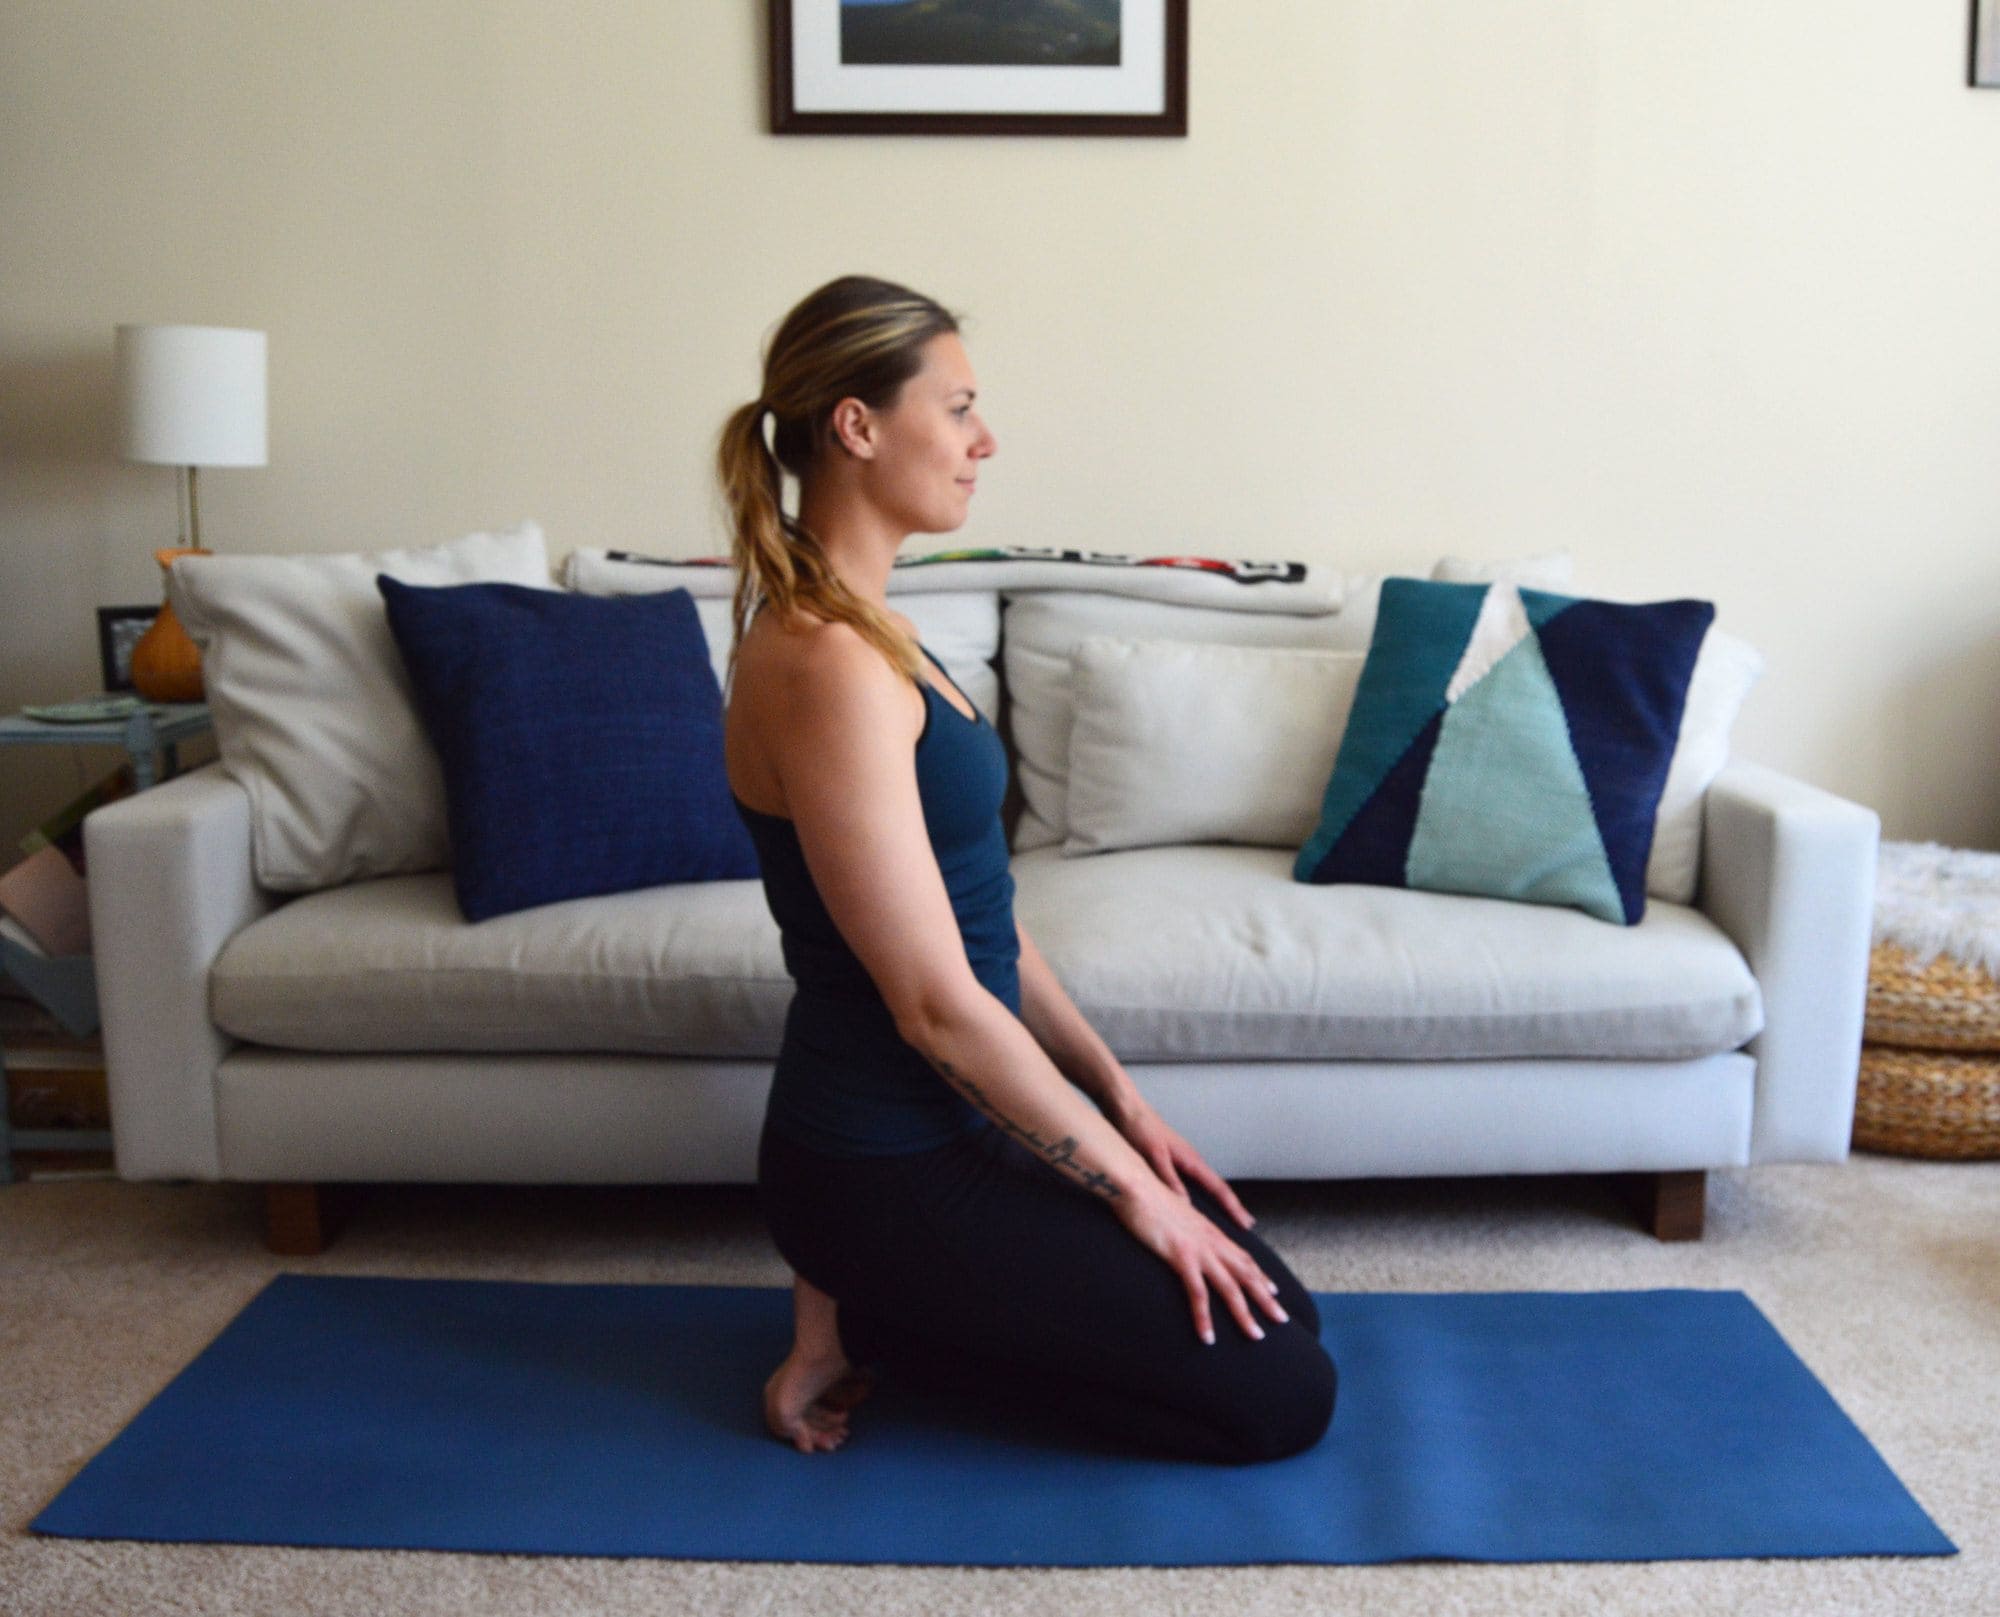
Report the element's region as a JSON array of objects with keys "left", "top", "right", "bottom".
[{"left": 32, "top": 1277, "right": 1955, "bottom": 1566}]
